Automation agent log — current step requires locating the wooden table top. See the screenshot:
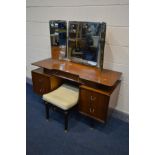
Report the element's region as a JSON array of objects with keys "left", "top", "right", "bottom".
[{"left": 32, "top": 58, "right": 122, "bottom": 87}]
